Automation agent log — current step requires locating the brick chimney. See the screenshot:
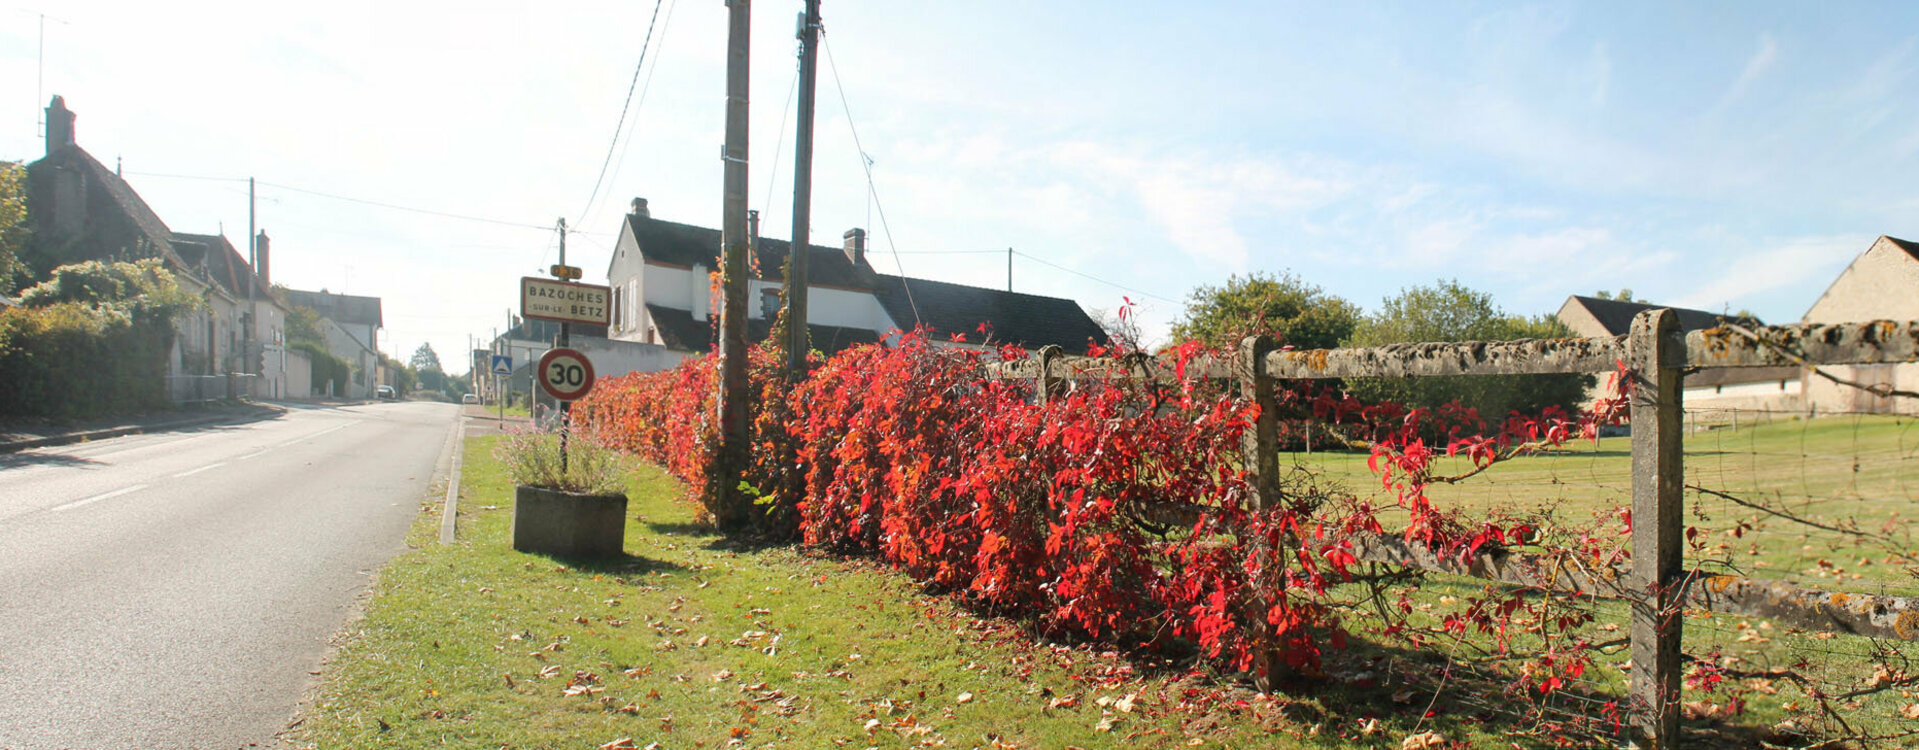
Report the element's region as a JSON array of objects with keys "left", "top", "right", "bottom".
[
  {"left": 629, "top": 197, "right": 650, "bottom": 218},
  {"left": 843, "top": 228, "right": 866, "bottom": 266},
  {"left": 45, "top": 95, "right": 75, "bottom": 156},
  {"left": 254, "top": 231, "right": 271, "bottom": 286}
]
